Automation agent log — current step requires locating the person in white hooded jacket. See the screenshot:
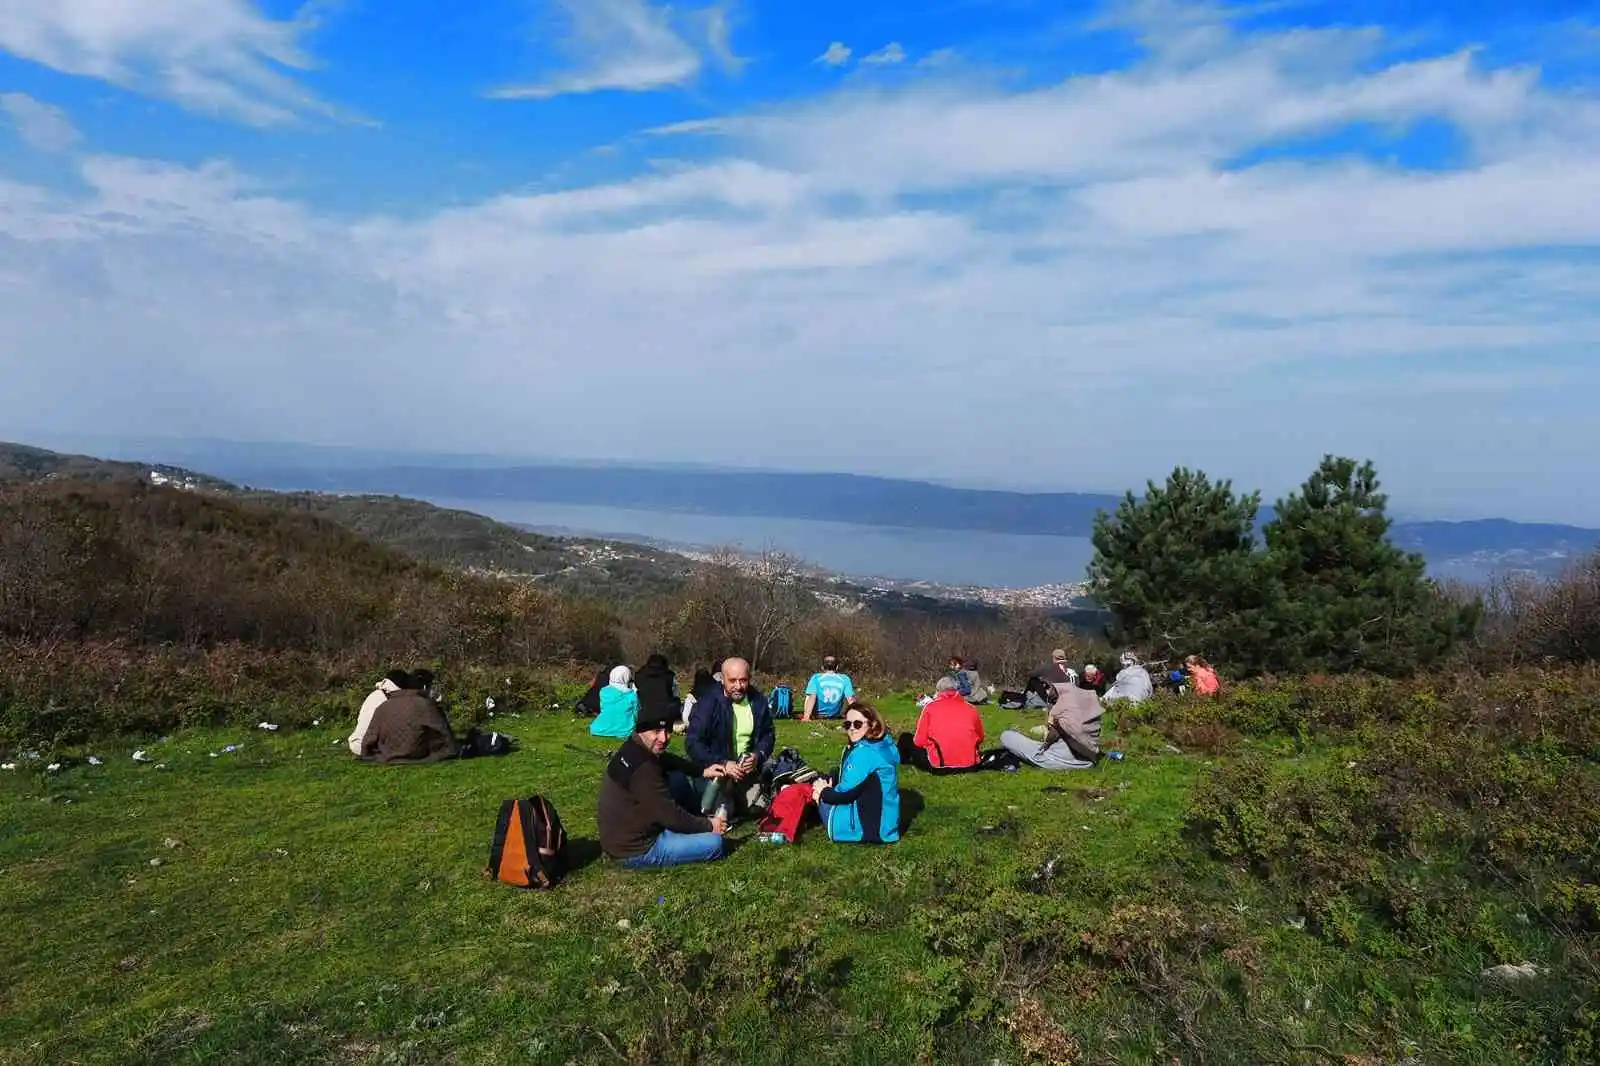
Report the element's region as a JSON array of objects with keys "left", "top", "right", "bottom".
[
  {"left": 348, "top": 670, "right": 411, "bottom": 754},
  {"left": 1103, "top": 652, "right": 1154, "bottom": 705}
]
